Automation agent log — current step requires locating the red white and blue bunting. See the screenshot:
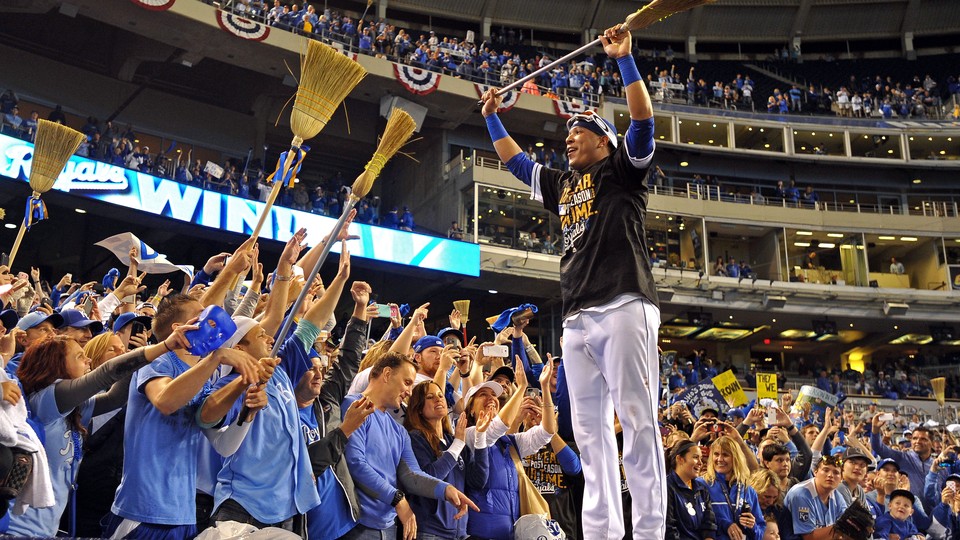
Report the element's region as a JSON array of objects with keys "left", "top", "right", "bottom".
[
  {"left": 215, "top": 11, "right": 270, "bottom": 41},
  {"left": 474, "top": 84, "right": 519, "bottom": 113},
  {"left": 552, "top": 98, "right": 595, "bottom": 119},
  {"left": 393, "top": 64, "right": 441, "bottom": 95},
  {"left": 129, "top": 0, "right": 175, "bottom": 10},
  {"left": 328, "top": 42, "right": 359, "bottom": 62}
]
